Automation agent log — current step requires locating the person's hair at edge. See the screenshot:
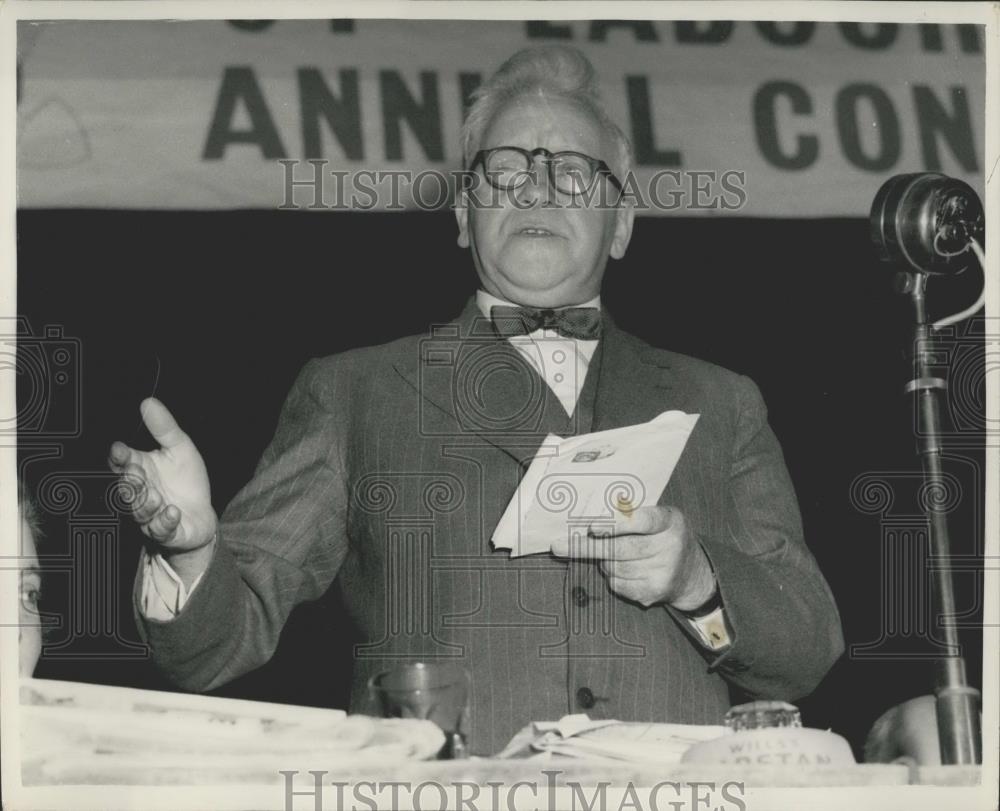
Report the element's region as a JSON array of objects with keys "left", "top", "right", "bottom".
[
  {"left": 18, "top": 475, "right": 52, "bottom": 655},
  {"left": 18, "top": 476, "right": 44, "bottom": 546},
  {"left": 460, "top": 45, "right": 634, "bottom": 182}
]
